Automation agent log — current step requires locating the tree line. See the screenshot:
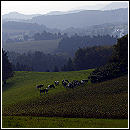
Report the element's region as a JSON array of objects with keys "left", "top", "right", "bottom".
[
  {"left": 33, "top": 31, "right": 63, "bottom": 41},
  {"left": 7, "top": 51, "right": 68, "bottom": 72},
  {"left": 6, "top": 44, "right": 114, "bottom": 73},
  {"left": 61, "top": 46, "right": 113, "bottom": 71},
  {"left": 5, "top": 31, "right": 67, "bottom": 43}
]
